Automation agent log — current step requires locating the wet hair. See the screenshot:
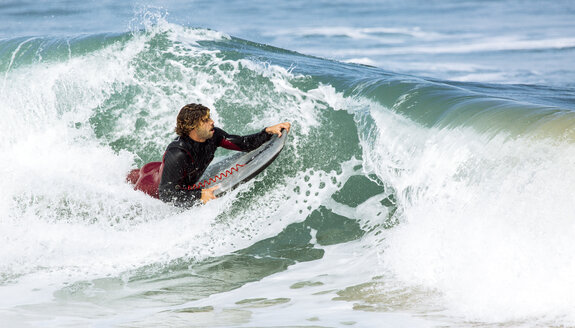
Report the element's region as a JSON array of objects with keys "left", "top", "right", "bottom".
[{"left": 175, "top": 103, "right": 210, "bottom": 137}]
